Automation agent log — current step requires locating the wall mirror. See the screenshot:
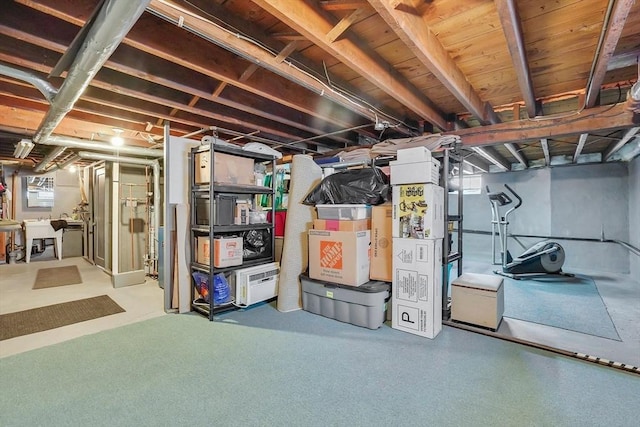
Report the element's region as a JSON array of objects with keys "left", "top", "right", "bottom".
[{"left": 25, "top": 176, "right": 55, "bottom": 208}]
